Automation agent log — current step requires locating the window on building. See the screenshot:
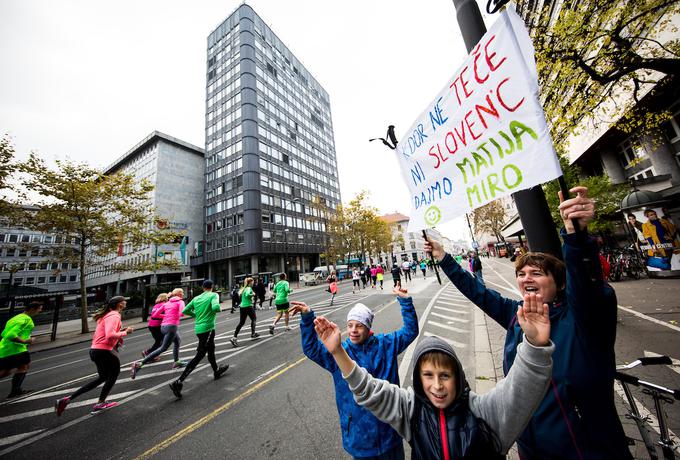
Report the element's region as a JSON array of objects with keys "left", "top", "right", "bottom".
[
  {"left": 20, "top": 235, "right": 30, "bottom": 243},
  {"left": 69, "top": 274, "right": 77, "bottom": 282},
  {"left": 662, "top": 112, "right": 680, "bottom": 142},
  {"left": 37, "top": 276, "right": 46, "bottom": 284},
  {"left": 49, "top": 275, "right": 57, "bottom": 283},
  {"left": 13, "top": 278, "right": 22, "bottom": 286},
  {"left": 25, "top": 277, "right": 35, "bottom": 285},
  {"left": 617, "top": 138, "right": 645, "bottom": 168},
  {"left": 8, "top": 234, "right": 18, "bottom": 243},
  {"left": 59, "top": 274, "right": 67, "bottom": 283}
]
